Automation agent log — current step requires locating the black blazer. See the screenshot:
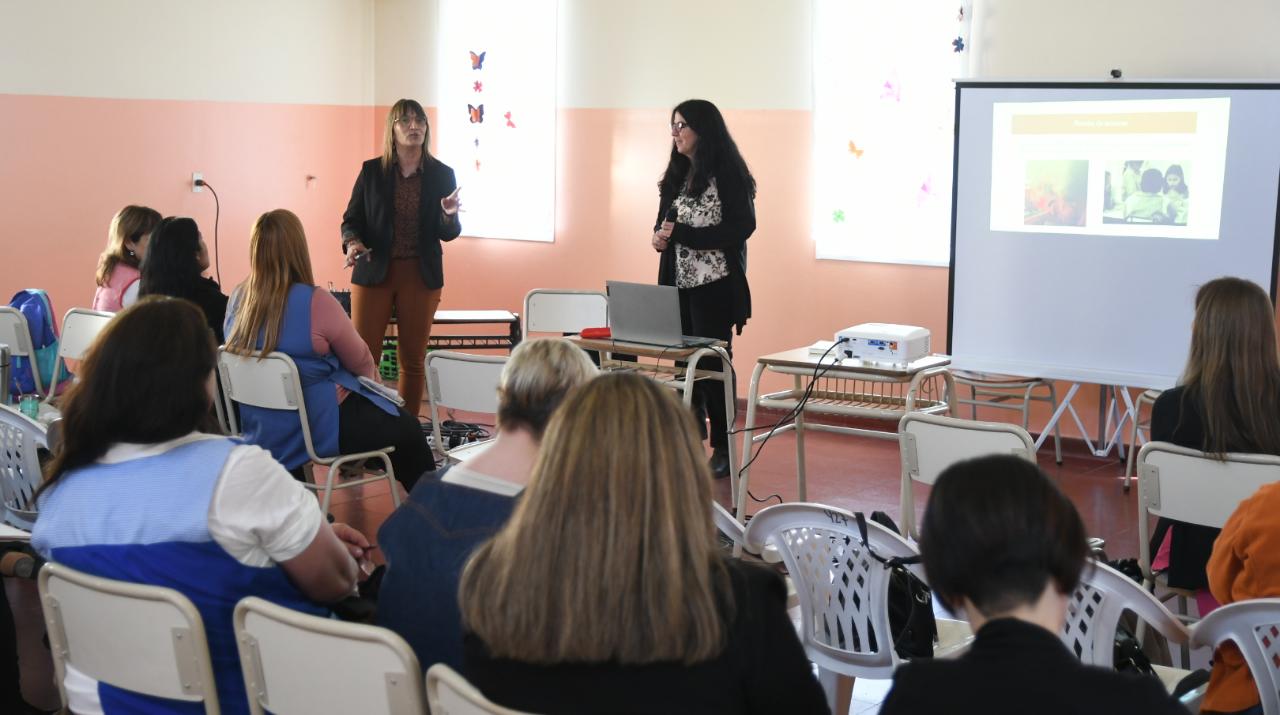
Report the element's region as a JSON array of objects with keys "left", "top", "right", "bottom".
[
  {"left": 341, "top": 157, "right": 462, "bottom": 289},
  {"left": 880, "top": 619, "right": 1186, "bottom": 715}
]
